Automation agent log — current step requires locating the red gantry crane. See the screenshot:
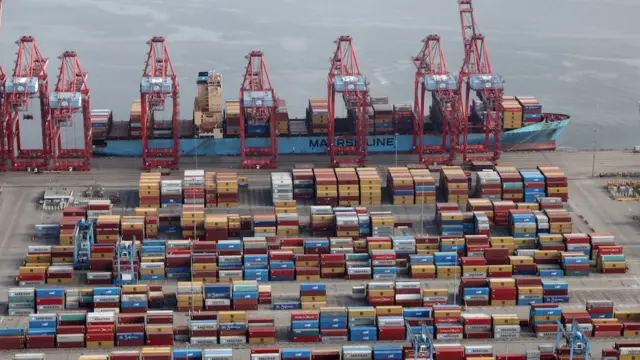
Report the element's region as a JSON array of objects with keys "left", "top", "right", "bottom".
[
  {"left": 140, "top": 36, "right": 180, "bottom": 170},
  {"left": 4, "top": 36, "right": 51, "bottom": 171},
  {"left": 457, "top": 0, "right": 504, "bottom": 164},
  {"left": 412, "top": 35, "right": 460, "bottom": 165},
  {"left": 239, "top": 51, "right": 278, "bottom": 169},
  {"left": 327, "top": 35, "right": 369, "bottom": 168},
  {"left": 50, "top": 51, "right": 91, "bottom": 171}
]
